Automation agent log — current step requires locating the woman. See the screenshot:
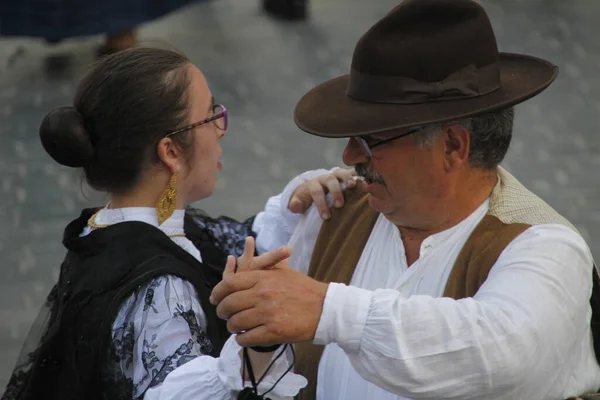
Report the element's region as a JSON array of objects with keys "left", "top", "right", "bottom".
[
  {"left": 2, "top": 47, "right": 356, "bottom": 400},
  {"left": 0, "top": 0, "right": 197, "bottom": 55},
  {"left": 0, "top": 0, "right": 309, "bottom": 56}
]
